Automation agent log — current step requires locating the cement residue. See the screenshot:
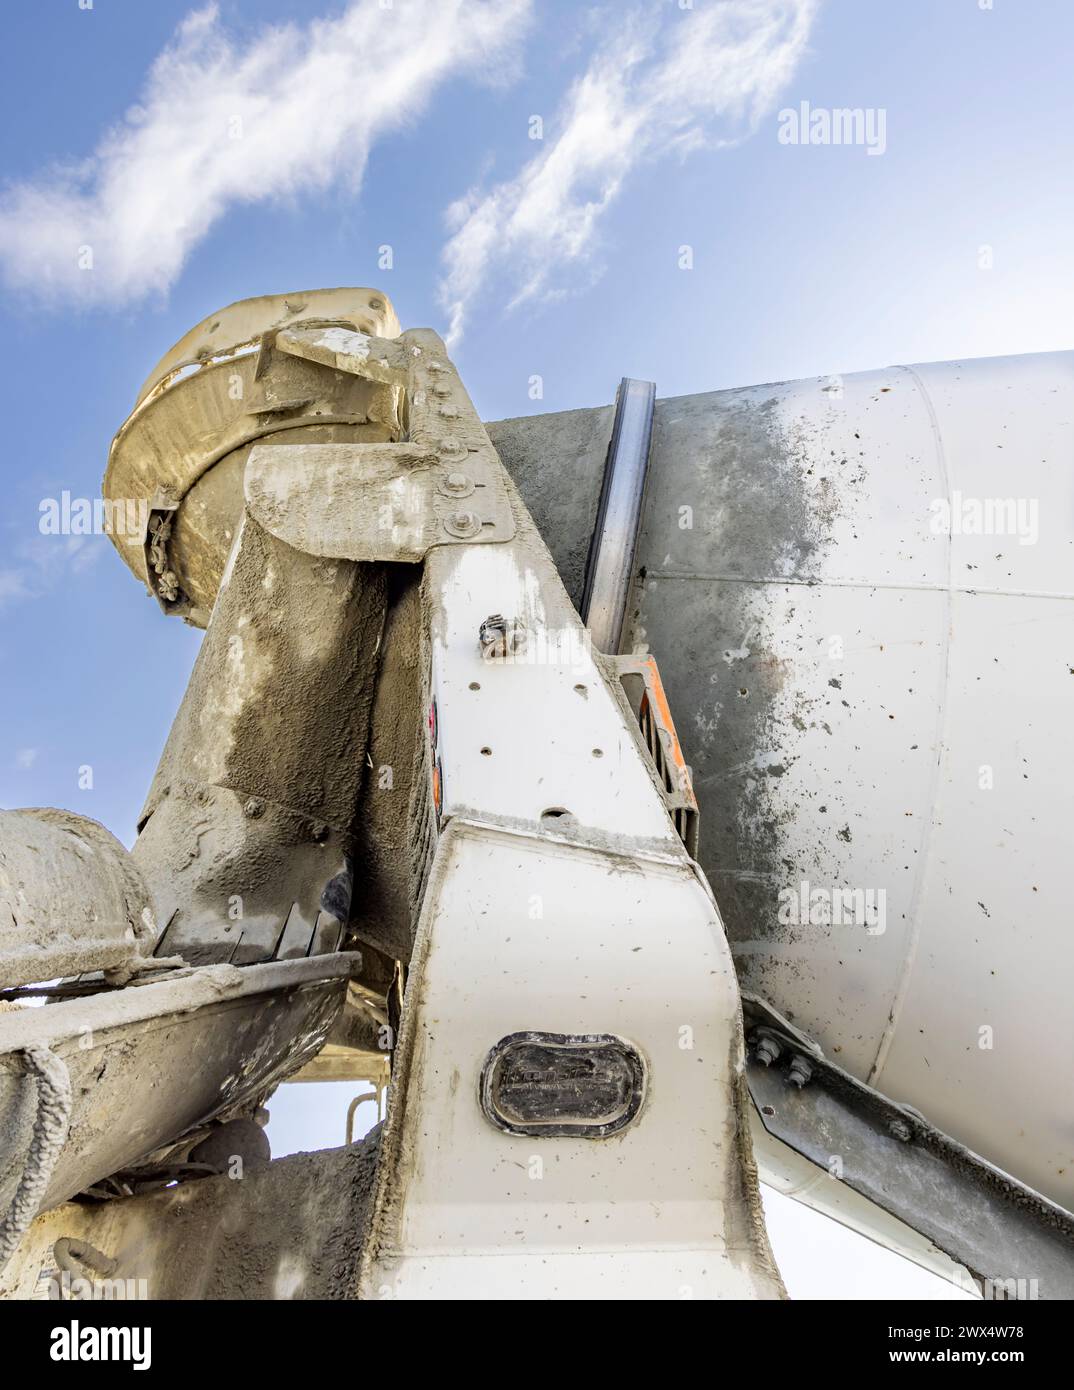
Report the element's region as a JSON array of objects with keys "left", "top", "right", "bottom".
[
  {"left": 347, "top": 569, "right": 424, "bottom": 964},
  {"left": 164, "top": 1127, "right": 384, "bottom": 1299},
  {"left": 3, "top": 1128, "right": 383, "bottom": 1300},
  {"left": 625, "top": 388, "right": 849, "bottom": 983}
]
